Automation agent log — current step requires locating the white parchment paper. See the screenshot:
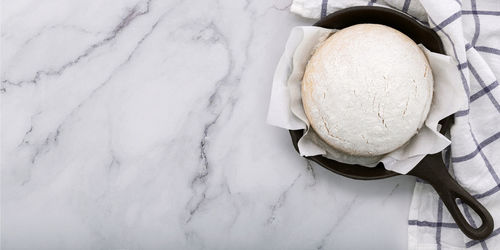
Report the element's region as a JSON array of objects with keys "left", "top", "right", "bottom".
[{"left": 267, "top": 26, "right": 468, "bottom": 174}]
